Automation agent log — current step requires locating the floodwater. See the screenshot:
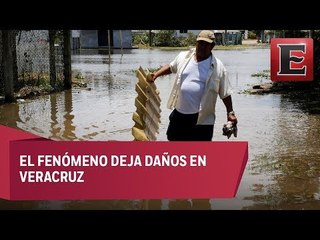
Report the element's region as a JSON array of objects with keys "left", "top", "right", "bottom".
[{"left": 1, "top": 47, "right": 320, "bottom": 210}]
